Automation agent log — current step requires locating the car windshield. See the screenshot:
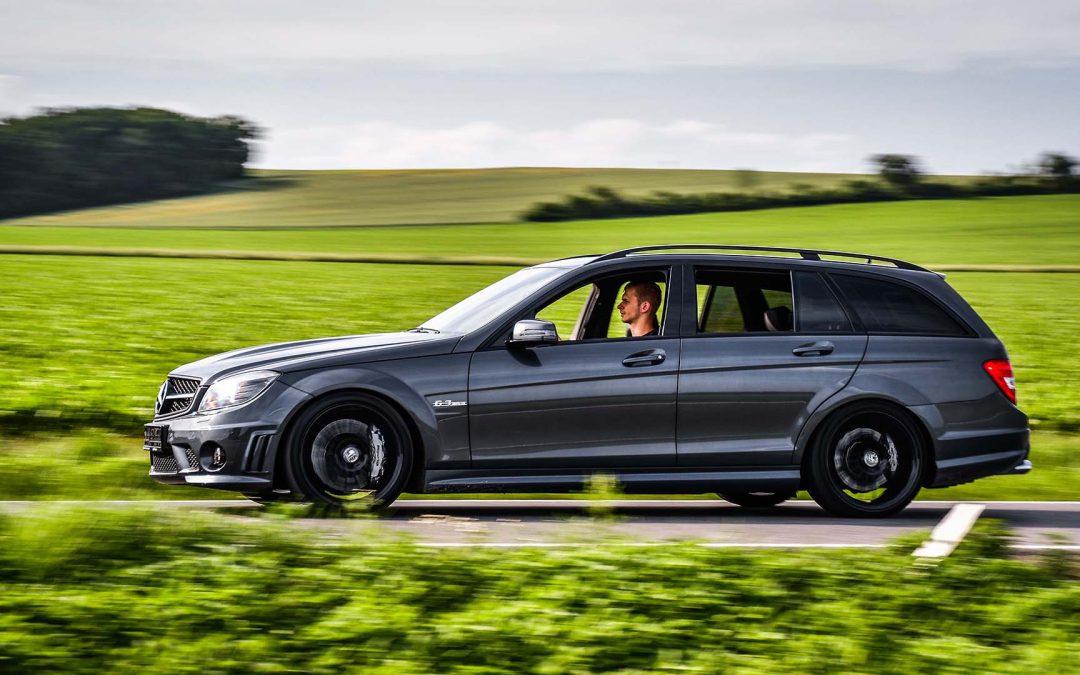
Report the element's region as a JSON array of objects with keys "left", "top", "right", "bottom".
[{"left": 419, "top": 266, "right": 573, "bottom": 334}]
